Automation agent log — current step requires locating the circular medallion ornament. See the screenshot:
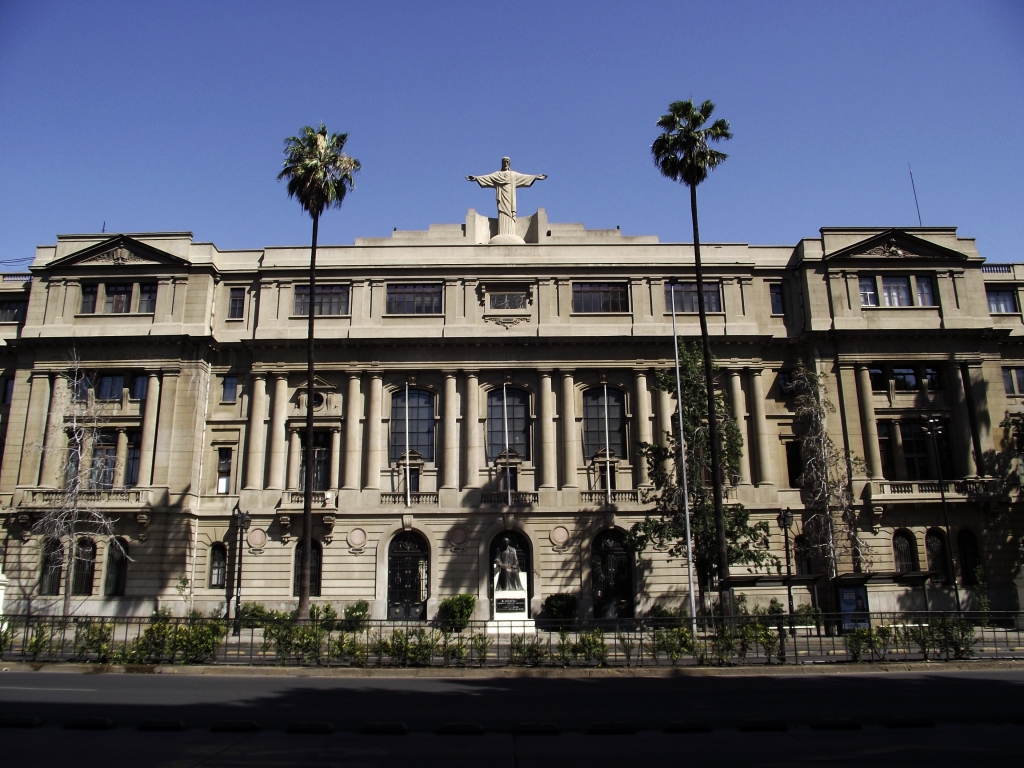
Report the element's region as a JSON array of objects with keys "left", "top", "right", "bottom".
[
  {"left": 246, "top": 528, "right": 267, "bottom": 549},
  {"left": 448, "top": 526, "right": 468, "bottom": 546},
  {"left": 347, "top": 528, "right": 367, "bottom": 548},
  {"left": 551, "top": 526, "right": 570, "bottom": 546}
]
